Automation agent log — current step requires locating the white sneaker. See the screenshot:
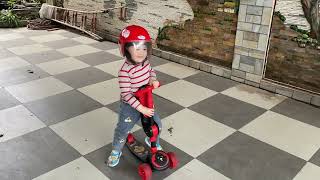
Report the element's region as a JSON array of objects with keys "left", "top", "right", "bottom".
[{"left": 107, "top": 150, "right": 122, "bottom": 167}]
